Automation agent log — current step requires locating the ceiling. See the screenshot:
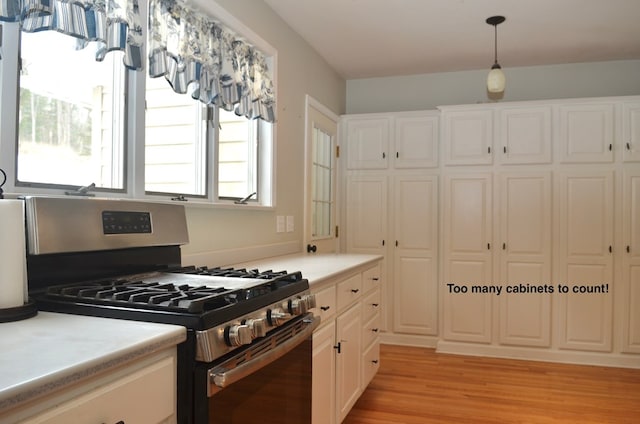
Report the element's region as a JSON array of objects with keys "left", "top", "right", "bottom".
[{"left": 264, "top": 0, "right": 640, "bottom": 79}]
